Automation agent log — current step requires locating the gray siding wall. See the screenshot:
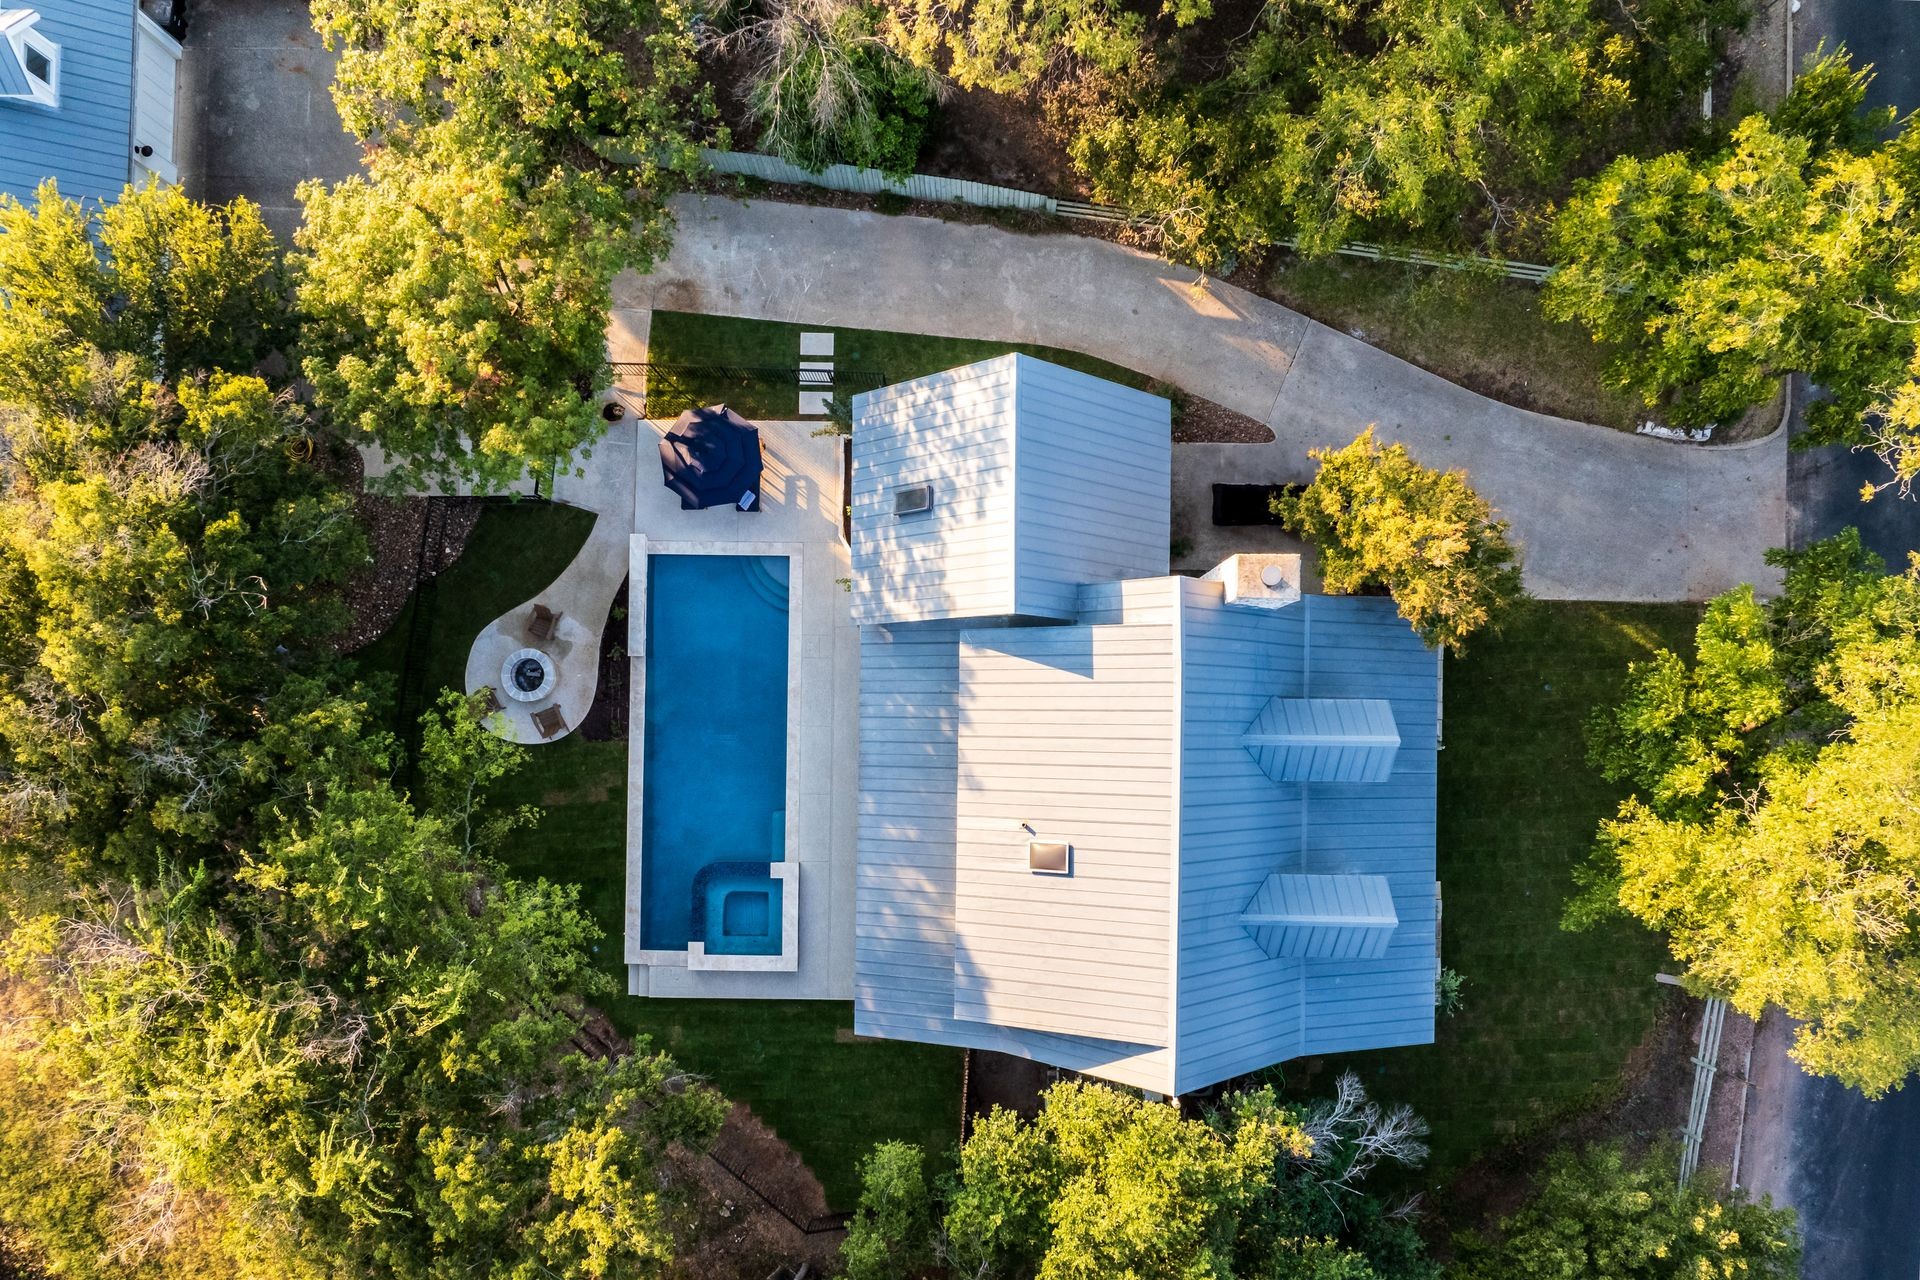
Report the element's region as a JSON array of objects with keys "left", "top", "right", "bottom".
[
  {"left": 850, "top": 359, "right": 1020, "bottom": 626},
  {"left": 952, "top": 597, "right": 1181, "bottom": 1046},
  {"left": 1011, "top": 357, "right": 1171, "bottom": 619}
]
